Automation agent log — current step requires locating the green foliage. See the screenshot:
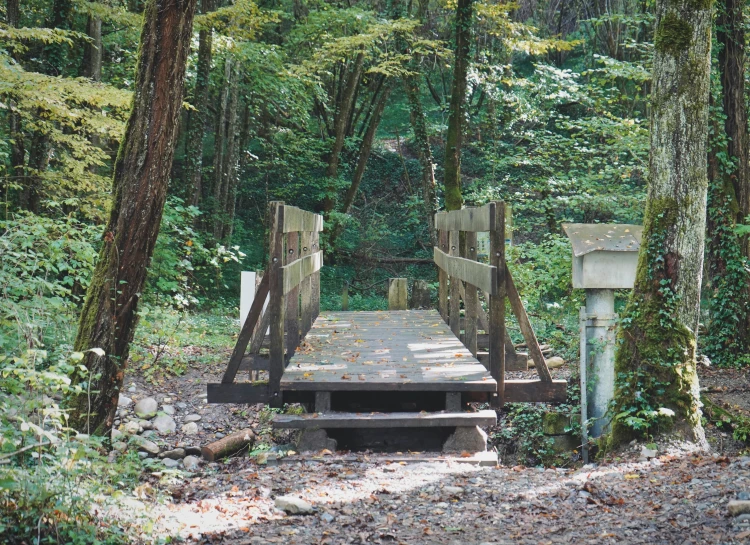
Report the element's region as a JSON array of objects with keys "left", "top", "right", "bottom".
[{"left": 0, "top": 349, "right": 149, "bottom": 544}]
